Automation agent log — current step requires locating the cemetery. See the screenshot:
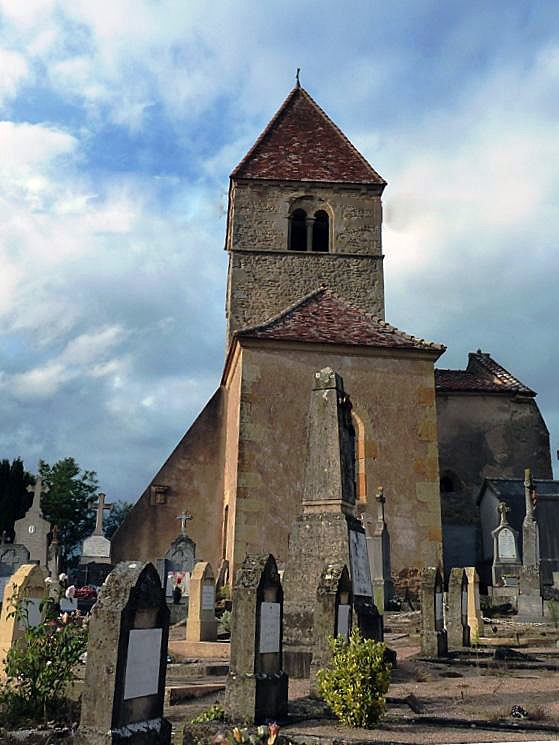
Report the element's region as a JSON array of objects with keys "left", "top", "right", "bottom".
[
  {"left": 2, "top": 366, "right": 559, "bottom": 745},
  {"left": 1, "top": 84, "right": 558, "bottom": 745}
]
